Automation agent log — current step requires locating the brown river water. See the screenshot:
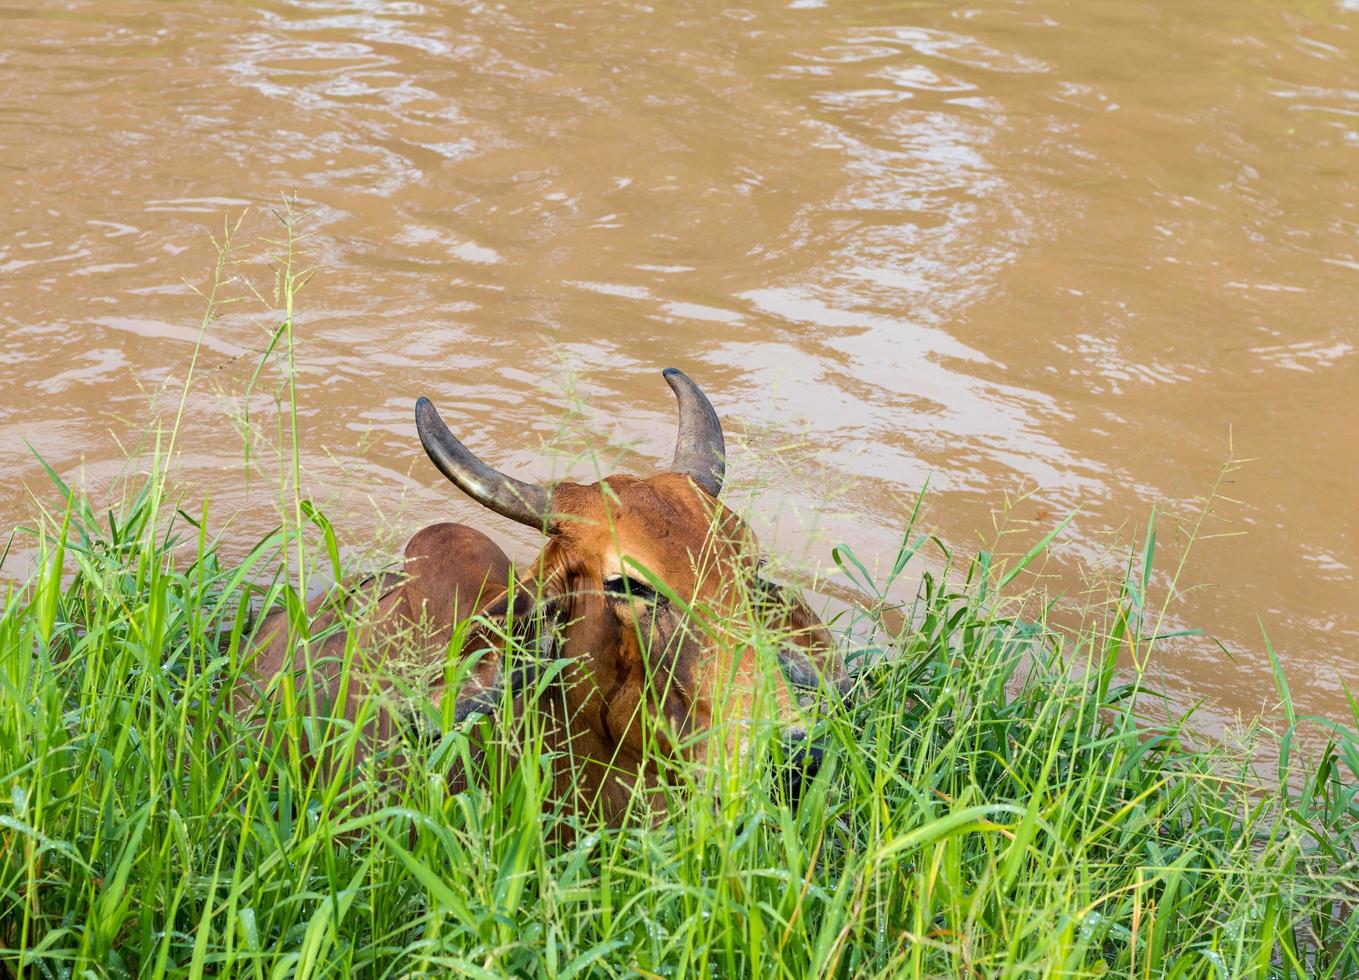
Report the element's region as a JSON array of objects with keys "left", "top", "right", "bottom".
[{"left": 2, "top": 0, "right": 1356, "bottom": 734}]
